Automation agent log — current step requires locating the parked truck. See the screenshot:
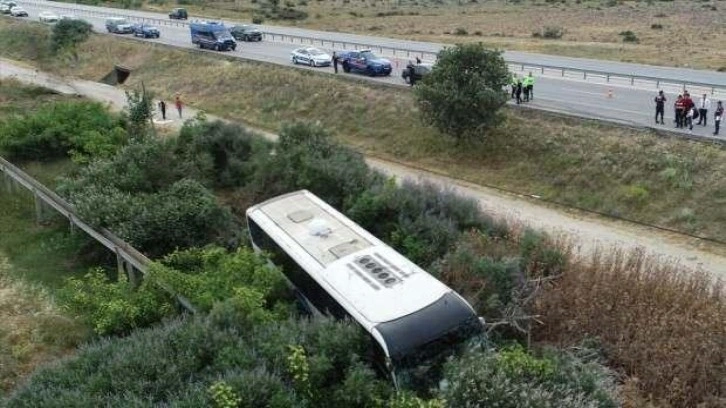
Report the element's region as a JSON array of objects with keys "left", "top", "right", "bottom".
[{"left": 189, "top": 21, "right": 236, "bottom": 52}]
